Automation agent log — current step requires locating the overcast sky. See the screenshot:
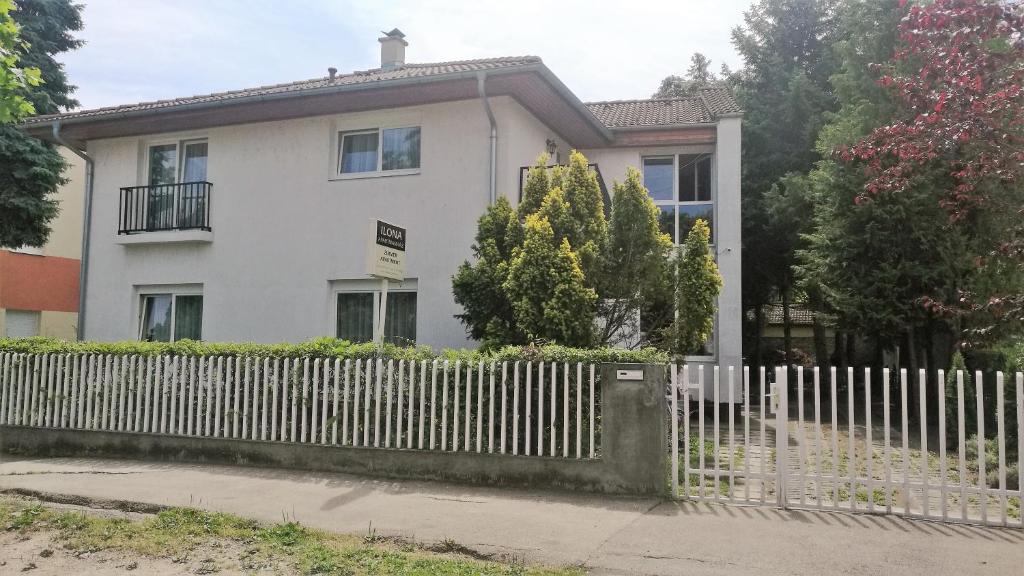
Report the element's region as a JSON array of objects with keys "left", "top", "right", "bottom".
[{"left": 58, "top": 0, "right": 755, "bottom": 110}]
